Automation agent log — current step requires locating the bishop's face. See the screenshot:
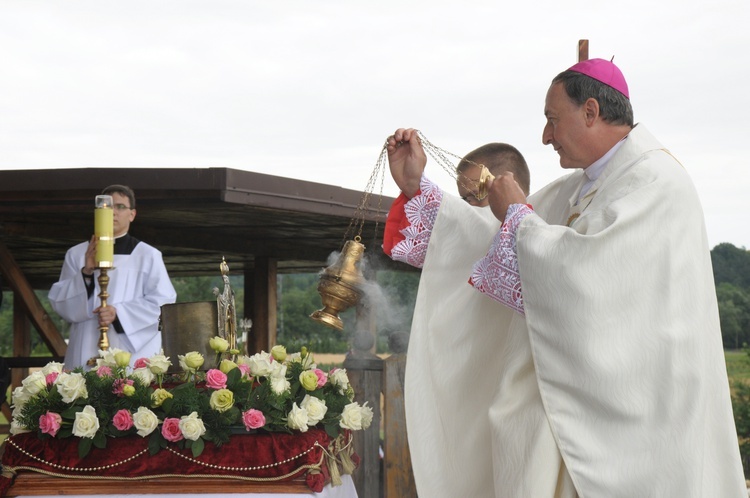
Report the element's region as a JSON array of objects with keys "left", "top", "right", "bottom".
[
  {"left": 111, "top": 192, "right": 136, "bottom": 237},
  {"left": 542, "top": 82, "right": 592, "bottom": 170}
]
